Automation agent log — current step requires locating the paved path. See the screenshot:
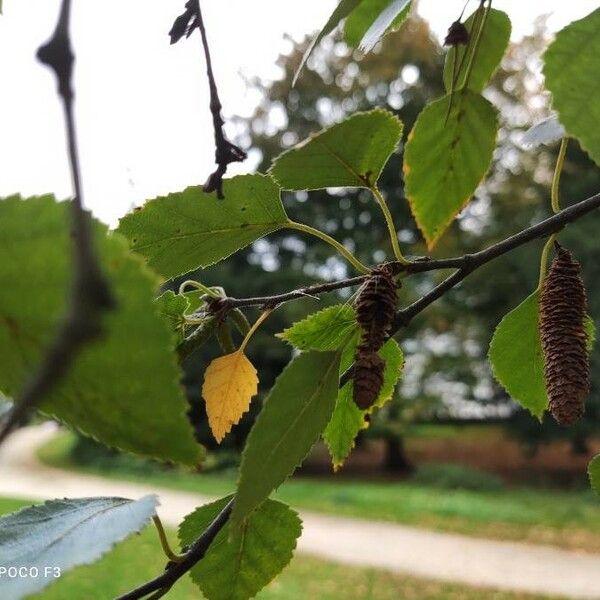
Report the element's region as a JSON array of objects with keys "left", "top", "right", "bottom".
[{"left": 2, "top": 425, "right": 600, "bottom": 599}]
